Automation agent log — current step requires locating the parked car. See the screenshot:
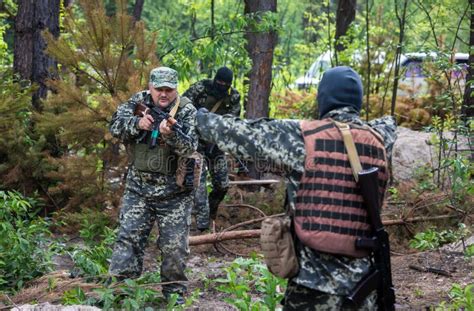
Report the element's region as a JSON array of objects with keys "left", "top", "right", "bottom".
[
  {"left": 293, "top": 51, "right": 468, "bottom": 95},
  {"left": 293, "top": 51, "right": 332, "bottom": 90}
]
